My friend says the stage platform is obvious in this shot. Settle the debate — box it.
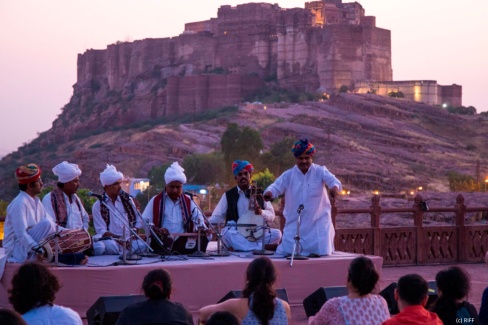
[0,245,383,322]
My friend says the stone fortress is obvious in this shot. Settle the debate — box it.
[75,0,461,121]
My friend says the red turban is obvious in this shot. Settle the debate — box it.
[15,163,41,184]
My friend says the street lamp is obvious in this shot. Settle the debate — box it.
[485,179,488,192]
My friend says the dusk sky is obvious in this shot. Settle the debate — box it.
[1,0,486,157]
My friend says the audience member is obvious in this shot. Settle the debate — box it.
[431,266,479,325]
[480,252,488,325]
[198,256,291,324]
[0,308,27,325]
[382,274,442,325]
[8,262,83,324]
[116,268,193,325]
[205,311,241,325]
[308,255,390,325]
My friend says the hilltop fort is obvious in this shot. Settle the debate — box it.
[72,0,460,134]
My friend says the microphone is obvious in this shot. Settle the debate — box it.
[297,204,304,214]
[88,191,103,200]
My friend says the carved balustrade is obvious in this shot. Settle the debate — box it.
[331,194,488,266]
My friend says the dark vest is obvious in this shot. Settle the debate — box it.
[225,186,265,223]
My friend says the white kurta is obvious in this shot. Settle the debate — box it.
[142,193,207,236]
[2,191,56,262]
[22,304,83,325]
[42,192,89,230]
[92,196,145,254]
[209,187,281,251]
[265,163,342,256]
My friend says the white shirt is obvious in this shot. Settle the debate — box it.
[265,163,342,256]
[142,193,206,234]
[42,192,89,230]
[3,191,50,262]
[22,304,83,325]
[209,186,275,224]
[92,195,142,238]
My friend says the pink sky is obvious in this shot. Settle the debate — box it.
[1,0,486,157]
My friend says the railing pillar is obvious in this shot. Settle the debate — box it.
[413,194,425,264]
[455,194,466,262]
[370,195,381,256]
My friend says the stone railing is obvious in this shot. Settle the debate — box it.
[331,194,488,266]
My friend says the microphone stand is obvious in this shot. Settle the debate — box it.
[253,214,274,256]
[91,192,150,262]
[188,194,229,257]
[126,195,164,257]
[287,204,308,266]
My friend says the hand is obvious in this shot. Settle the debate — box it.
[329,187,339,199]
[263,191,273,202]
[152,226,169,236]
[254,206,262,215]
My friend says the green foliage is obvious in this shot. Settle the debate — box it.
[388,91,404,98]
[447,105,477,115]
[221,123,263,179]
[252,168,275,190]
[260,136,296,176]
[339,85,349,93]
[0,200,8,217]
[148,162,172,189]
[182,152,225,185]
[207,67,225,74]
[447,171,477,192]
[77,188,98,215]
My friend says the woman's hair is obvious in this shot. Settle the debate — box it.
[242,257,277,325]
[436,266,470,300]
[142,268,172,300]
[347,256,379,296]
[8,262,61,314]
[0,308,27,325]
[431,266,471,321]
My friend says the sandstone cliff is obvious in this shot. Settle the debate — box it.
[0,93,487,201]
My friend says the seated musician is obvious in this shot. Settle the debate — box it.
[92,164,147,255]
[1,164,56,270]
[142,162,209,254]
[42,161,104,256]
[208,160,281,252]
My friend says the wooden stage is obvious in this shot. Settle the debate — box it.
[0,246,382,322]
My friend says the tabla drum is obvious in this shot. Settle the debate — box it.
[40,229,92,262]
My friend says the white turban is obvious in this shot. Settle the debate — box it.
[52,161,82,183]
[100,164,124,186]
[164,162,187,184]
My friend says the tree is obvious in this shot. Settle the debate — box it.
[260,136,296,176]
[183,152,225,184]
[220,123,263,181]
[253,168,276,190]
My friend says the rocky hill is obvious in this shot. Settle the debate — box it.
[0,93,487,201]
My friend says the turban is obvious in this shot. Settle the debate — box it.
[100,164,124,186]
[15,163,41,184]
[164,162,187,184]
[52,161,82,183]
[232,160,254,176]
[292,138,316,157]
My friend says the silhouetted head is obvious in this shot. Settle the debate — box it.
[142,268,172,300]
[435,266,470,300]
[347,256,379,296]
[397,274,428,306]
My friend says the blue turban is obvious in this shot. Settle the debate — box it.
[232,160,254,176]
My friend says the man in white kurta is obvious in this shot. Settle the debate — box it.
[142,162,208,252]
[264,139,341,256]
[42,161,104,255]
[209,160,281,251]
[2,164,56,266]
[92,164,146,255]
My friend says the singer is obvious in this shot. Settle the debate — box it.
[141,162,209,254]
[91,164,147,255]
[263,139,341,257]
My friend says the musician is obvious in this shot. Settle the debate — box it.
[142,162,209,252]
[208,160,281,252]
[42,161,104,256]
[263,138,342,257]
[92,164,147,254]
[1,164,56,269]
